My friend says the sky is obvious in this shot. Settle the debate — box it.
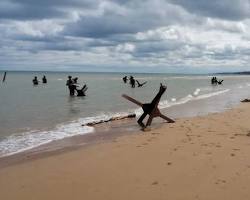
[0,0,250,73]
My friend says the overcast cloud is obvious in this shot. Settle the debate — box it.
[0,0,250,73]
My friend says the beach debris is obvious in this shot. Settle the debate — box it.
[82,113,136,126]
[241,99,250,102]
[122,83,175,129]
[136,80,147,87]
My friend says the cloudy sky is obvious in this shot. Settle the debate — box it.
[0,0,250,73]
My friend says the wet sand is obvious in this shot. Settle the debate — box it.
[1,103,250,200]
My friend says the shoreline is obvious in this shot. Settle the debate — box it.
[1,102,250,199]
[0,93,243,167]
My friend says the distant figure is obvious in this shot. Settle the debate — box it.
[32,76,38,85]
[76,84,88,96]
[129,76,136,88]
[2,72,7,82]
[136,80,147,87]
[211,77,223,85]
[122,76,128,83]
[66,76,75,96]
[211,77,217,84]
[42,75,47,84]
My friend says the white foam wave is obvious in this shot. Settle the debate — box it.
[193,88,201,96]
[159,89,230,109]
[0,121,94,157]
[0,111,138,157]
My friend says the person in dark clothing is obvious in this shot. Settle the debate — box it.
[129,76,136,88]
[66,76,75,96]
[42,75,47,84]
[33,76,38,85]
[122,76,128,83]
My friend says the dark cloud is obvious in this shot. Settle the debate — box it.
[169,0,250,21]
[0,0,98,20]
[63,1,198,38]
[0,0,250,72]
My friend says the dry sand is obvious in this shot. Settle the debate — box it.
[1,103,250,200]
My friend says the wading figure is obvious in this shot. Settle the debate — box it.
[42,75,47,84]
[66,76,75,96]
[122,76,128,83]
[33,76,38,85]
[129,76,135,88]
[122,84,175,129]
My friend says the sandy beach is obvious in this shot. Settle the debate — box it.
[1,103,250,200]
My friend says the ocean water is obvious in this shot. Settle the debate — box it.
[1,71,250,157]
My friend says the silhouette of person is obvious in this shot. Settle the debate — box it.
[42,75,47,84]
[76,84,88,96]
[129,76,135,88]
[33,76,38,85]
[136,80,147,87]
[66,76,75,96]
[122,76,128,83]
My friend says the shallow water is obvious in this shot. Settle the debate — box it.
[0,71,250,156]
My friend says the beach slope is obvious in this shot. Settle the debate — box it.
[1,103,250,200]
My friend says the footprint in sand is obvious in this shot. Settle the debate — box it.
[152,181,159,185]
[151,132,160,135]
[215,179,227,185]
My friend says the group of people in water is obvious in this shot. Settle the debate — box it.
[211,76,223,85]
[122,75,147,88]
[32,75,47,85]
[66,76,88,96]
[32,75,88,97]
[30,74,224,98]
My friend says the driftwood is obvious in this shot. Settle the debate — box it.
[122,84,175,129]
[241,99,250,103]
[82,113,136,126]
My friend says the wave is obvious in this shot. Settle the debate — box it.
[0,121,94,157]
[0,112,136,158]
[159,89,230,110]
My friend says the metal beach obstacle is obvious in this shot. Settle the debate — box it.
[122,84,175,129]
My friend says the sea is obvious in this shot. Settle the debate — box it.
[1,71,250,158]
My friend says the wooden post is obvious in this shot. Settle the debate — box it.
[2,72,7,82]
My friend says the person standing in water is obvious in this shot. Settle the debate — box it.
[66,76,75,96]
[42,75,47,84]
[32,76,39,85]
